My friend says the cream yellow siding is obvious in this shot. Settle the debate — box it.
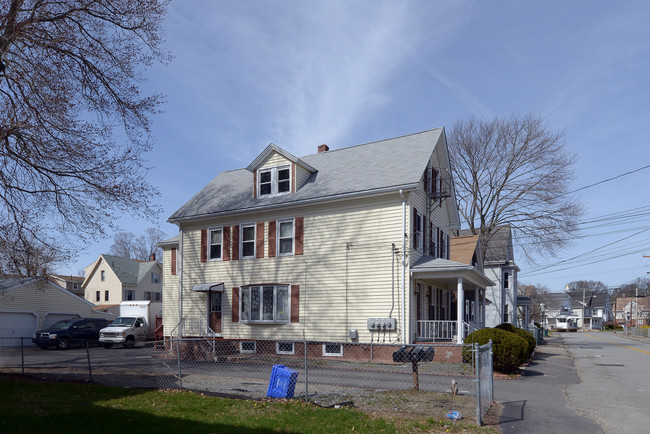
[84,257,123,304]
[259,152,290,169]
[161,246,180,335]
[295,164,312,190]
[170,193,411,343]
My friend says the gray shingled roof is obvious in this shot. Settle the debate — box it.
[100,255,158,286]
[169,128,444,222]
[459,225,513,263]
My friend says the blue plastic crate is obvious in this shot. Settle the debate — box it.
[267,364,299,399]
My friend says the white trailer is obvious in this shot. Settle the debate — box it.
[99,301,162,348]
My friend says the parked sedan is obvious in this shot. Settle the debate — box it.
[32,318,110,349]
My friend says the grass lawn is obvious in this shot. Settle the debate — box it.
[0,374,498,433]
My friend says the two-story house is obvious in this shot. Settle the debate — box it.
[82,254,163,314]
[160,129,493,358]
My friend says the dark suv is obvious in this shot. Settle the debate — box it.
[32,318,110,349]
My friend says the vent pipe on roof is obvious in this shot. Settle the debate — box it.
[318,144,329,153]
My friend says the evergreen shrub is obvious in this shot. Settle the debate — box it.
[464,328,528,373]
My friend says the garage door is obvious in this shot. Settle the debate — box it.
[0,312,38,347]
[44,313,81,329]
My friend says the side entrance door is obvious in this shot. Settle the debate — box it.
[209,290,222,334]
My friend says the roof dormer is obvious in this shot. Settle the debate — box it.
[246,144,317,199]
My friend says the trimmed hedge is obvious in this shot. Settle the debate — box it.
[495,323,518,333]
[513,328,536,359]
[465,328,528,373]
[495,323,536,359]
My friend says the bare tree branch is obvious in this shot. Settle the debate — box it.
[0,0,170,243]
[448,113,585,262]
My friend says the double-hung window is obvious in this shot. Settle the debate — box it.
[278,219,294,255]
[240,285,290,324]
[241,224,256,258]
[151,272,160,283]
[124,289,135,301]
[415,212,423,250]
[209,227,223,260]
[258,166,291,197]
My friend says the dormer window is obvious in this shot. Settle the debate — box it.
[258,166,291,197]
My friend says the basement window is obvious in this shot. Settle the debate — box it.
[323,343,343,357]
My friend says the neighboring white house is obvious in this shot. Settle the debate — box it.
[0,277,114,347]
[460,226,520,329]
[160,128,494,356]
[535,290,612,330]
[82,254,162,314]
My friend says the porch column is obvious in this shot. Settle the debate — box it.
[525,306,530,329]
[457,277,464,344]
[474,287,479,322]
[481,289,486,324]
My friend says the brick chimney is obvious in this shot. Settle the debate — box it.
[318,144,329,153]
[150,253,156,262]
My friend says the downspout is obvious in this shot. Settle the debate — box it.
[400,189,407,344]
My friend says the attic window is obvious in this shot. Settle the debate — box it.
[258,166,291,197]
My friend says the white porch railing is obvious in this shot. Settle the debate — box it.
[417,320,458,341]
[418,320,485,342]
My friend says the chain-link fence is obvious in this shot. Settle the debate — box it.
[1,336,493,425]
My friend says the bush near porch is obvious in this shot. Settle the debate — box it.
[495,323,537,359]
[464,328,528,373]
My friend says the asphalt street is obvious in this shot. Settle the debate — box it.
[496,331,650,434]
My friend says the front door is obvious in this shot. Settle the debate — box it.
[209,291,222,334]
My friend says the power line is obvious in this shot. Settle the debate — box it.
[565,164,650,196]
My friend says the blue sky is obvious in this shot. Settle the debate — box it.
[64,0,650,292]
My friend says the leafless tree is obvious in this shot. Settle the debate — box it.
[448,113,584,261]
[0,0,169,245]
[567,280,609,294]
[109,227,166,261]
[0,223,69,277]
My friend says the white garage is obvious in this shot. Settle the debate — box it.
[0,312,38,347]
[0,278,114,347]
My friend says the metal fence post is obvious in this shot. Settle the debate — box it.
[488,339,493,403]
[85,340,93,382]
[20,337,25,375]
[177,337,183,389]
[475,342,481,426]
[304,340,309,402]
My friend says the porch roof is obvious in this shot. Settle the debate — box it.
[411,255,495,288]
[192,282,224,292]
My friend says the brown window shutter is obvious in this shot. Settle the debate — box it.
[256,221,265,258]
[291,162,296,193]
[291,285,300,323]
[171,248,177,275]
[200,229,207,263]
[423,167,429,193]
[223,226,231,261]
[295,217,304,255]
[253,172,258,199]
[232,287,239,322]
[232,225,239,260]
[268,220,276,257]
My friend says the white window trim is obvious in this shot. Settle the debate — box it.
[208,226,224,261]
[257,165,292,197]
[240,341,256,354]
[322,343,343,357]
[240,223,256,259]
[277,218,295,256]
[239,284,291,324]
[151,272,160,284]
[276,341,295,355]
